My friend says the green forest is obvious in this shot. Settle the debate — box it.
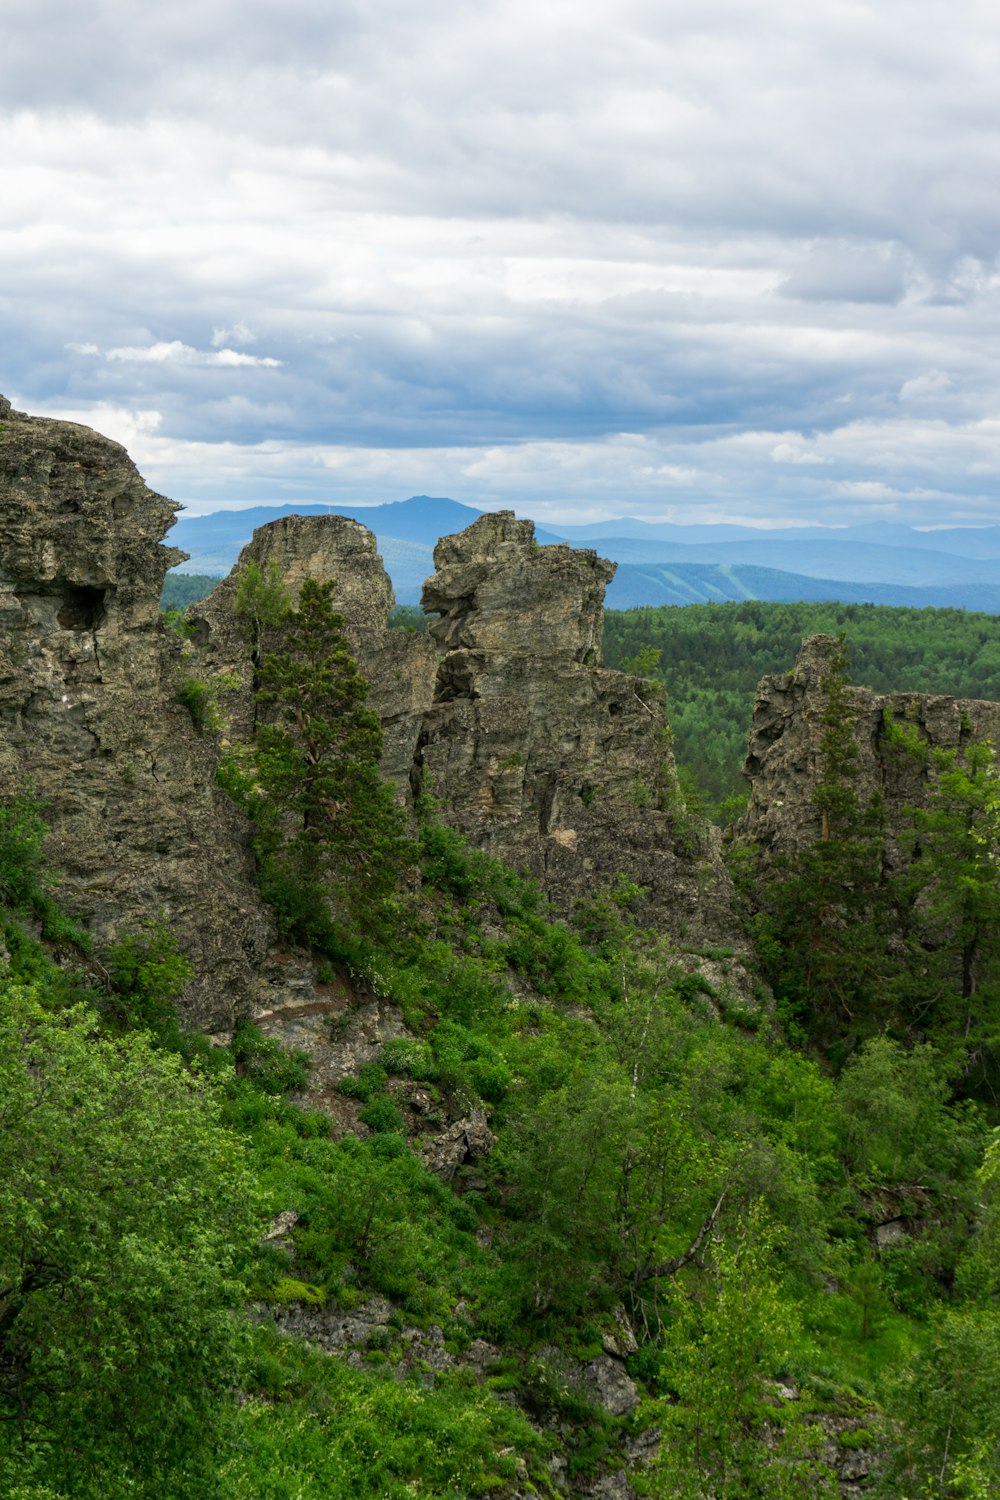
[162,573,224,611]
[7,586,1000,1495]
[603,601,1000,815]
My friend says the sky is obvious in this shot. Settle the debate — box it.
[4,0,1000,528]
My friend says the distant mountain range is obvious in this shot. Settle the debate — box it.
[169,497,1000,613]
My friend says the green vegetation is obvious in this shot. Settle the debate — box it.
[0,791,90,950]
[9,592,1000,1496]
[234,557,291,654]
[0,987,260,1496]
[160,572,221,611]
[389,602,432,632]
[221,575,413,933]
[742,640,890,1053]
[603,600,1000,813]
[741,644,1000,1103]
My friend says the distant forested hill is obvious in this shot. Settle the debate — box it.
[605,559,1000,613]
[603,600,1000,813]
[161,573,221,609]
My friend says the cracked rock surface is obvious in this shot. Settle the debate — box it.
[192,505,746,951]
[737,633,1000,871]
[0,398,272,1028]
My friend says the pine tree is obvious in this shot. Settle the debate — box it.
[752,640,889,1049]
[244,578,412,935]
[885,717,1000,1099]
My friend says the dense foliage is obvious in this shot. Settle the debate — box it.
[160,572,221,610]
[5,762,1000,1494]
[0,993,259,1496]
[221,574,413,933]
[603,600,1000,813]
[8,593,1000,1495]
[736,645,1000,1111]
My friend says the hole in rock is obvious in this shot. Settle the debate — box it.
[58,585,107,632]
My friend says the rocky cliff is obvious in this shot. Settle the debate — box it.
[0,396,273,1027]
[192,508,743,950]
[47,398,1000,1039]
[0,399,747,1027]
[12,399,1000,1039]
[414,513,741,944]
[189,512,437,789]
[737,632,1000,865]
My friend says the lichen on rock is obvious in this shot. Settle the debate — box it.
[0,399,749,1025]
[737,631,1000,869]
[0,398,272,1029]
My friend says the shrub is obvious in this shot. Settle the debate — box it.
[176,674,217,732]
[268,1277,326,1307]
[229,1021,311,1095]
[104,920,192,1046]
[359,1094,405,1133]
[339,1062,388,1101]
[469,1057,512,1104]
[379,1036,436,1078]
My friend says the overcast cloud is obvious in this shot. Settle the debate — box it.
[4,0,1000,526]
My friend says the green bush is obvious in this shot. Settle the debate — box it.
[0,792,47,912]
[339,1062,389,1101]
[0,791,91,952]
[379,1036,436,1078]
[229,1324,546,1497]
[230,1021,311,1095]
[359,1094,405,1133]
[104,920,192,1046]
[267,1277,326,1307]
[469,1057,512,1104]
[0,990,261,1494]
[176,674,217,732]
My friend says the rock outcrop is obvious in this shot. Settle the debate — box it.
[0,398,273,1028]
[738,633,1000,865]
[423,512,610,660]
[0,399,746,1027]
[414,513,741,944]
[192,507,743,948]
[420,1110,495,1180]
[190,513,437,787]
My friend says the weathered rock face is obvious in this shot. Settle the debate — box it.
[193,506,743,947]
[190,515,438,786]
[0,399,744,1023]
[0,399,273,1028]
[196,512,395,634]
[416,513,741,944]
[424,511,611,661]
[737,632,1000,866]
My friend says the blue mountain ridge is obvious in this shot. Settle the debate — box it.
[168,496,1000,612]
[605,562,1000,614]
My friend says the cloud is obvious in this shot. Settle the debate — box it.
[102,341,282,368]
[838,480,903,500]
[770,442,831,466]
[211,321,256,347]
[5,1,1000,529]
[899,371,953,402]
[778,243,910,305]
[18,384,1000,531]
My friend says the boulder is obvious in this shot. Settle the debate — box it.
[420,1110,495,1180]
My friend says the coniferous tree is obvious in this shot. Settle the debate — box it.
[885,718,1000,1099]
[241,577,412,934]
[750,641,889,1048]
